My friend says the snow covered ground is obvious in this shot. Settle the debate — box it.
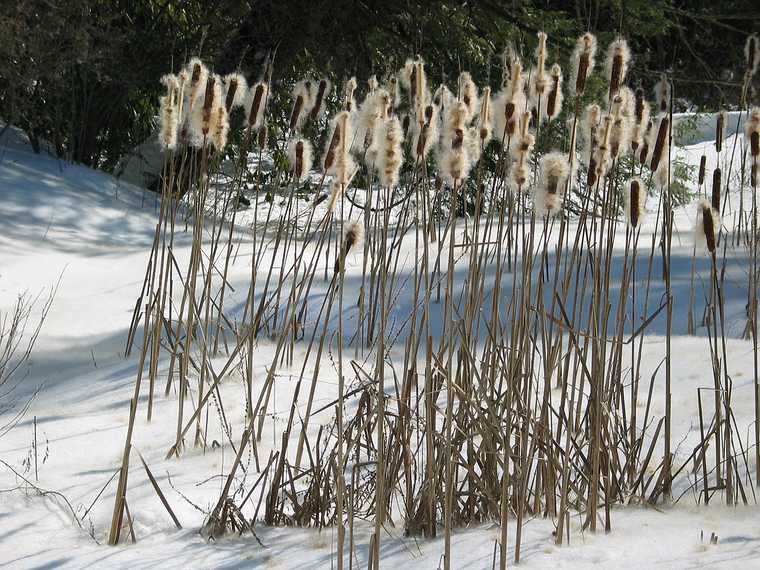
[1,123,760,569]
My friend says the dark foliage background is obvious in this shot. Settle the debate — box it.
[1,0,757,170]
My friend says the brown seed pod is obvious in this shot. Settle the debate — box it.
[716,113,724,153]
[634,88,645,123]
[701,202,716,253]
[609,53,623,97]
[698,155,706,185]
[295,141,304,180]
[752,131,759,157]
[225,78,238,112]
[257,124,268,149]
[202,76,216,112]
[324,126,341,170]
[289,95,304,131]
[650,117,669,172]
[576,52,589,95]
[547,74,559,117]
[711,168,722,213]
[629,179,641,227]
[310,79,329,120]
[639,139,649,166]
[587,156,598,187]
[248,84,265,128]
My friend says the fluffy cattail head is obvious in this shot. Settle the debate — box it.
[223,73,248,112]
[478,87,492,143]
[185,57,209,112]
[343,77,358,112]
[654,75,670,114]
[246,82,269,130]
[309,78,331,120]
[571,33,597,96]
[630,88,650,152]
[745,107,760,157]
[159,75,179,150]
[189,73,222,147]
[609,94,632,158]
[605,38,631,99]
[211,105,229,150]
[535,151,570,215]
[257,123,269,149]
[531,31,549,98]
[411,104,439,161]
[289,80,314,131]
[325,111,355,184]
[492,68,526,145]
[372,116,404,187]
[626,178,646,228]
[288,137,313,183]
[334,220,365,275]
[545,64,564,121]
[458,71,479,119]
[696,199,717,254]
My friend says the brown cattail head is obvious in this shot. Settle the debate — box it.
[751,163,758,189]
[334,221,365,275]
[289,95,304,131]
[711,167,722,212]
[698,155,707,185]
[650,116,669,172]
[288,137,313,183]
[572,33,597,96]
[546,64,563,120]
[627,178,646,228]
[246,82,268,129]
[309,78,331,120]
[343,77,358,112]
[605,38,630,99]
[535,152,570,215]
[697,199,717,254]
[223,73,247,112]
[716,111,725,153]
[459,71,479,119]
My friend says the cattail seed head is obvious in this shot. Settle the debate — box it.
[334,220,365,275]
[630,88,650,153]
[288,137,313,183]
[223,73,248,112]
[571,33,597,96]
[711,167,722,213]
[745,108,760,157]
[545,64,564,121]
[535,151,570,215]
[698,155,707,185]
[654,75,670,114]
[245,82,269,130]
[309,78,331,120]
[185,57,209,113]
[477,87,492,144]
[211,104,229,150]
[325,111,355,184]
[626,178,646,228]
[458,71,479,119]
[343,77,358,112]
[411,104,439,161]
[605,38,630,98]
[696,199,717,254]
[289,80,314,131]
[492,63,526,145]
[649,116,670,173]
[159,74,180,150]
[257,123,269,149]
[371,116,404,187]
[716,111,725,153]
[189,73,221,147]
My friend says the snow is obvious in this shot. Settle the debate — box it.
[1,122,760,569]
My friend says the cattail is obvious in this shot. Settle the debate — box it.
[413,59,428,123]
[326,111,355,185]
[698,155,707,185]
[746,34,759,79]
[334,221,365,275]
[355,88,391,156]
[245,82,268,130]
[716,111,725,153]
[223,73,248,112]
[288,137,313,183]
[159,75,179,149]
[185,57,209,113]
[626,178,646,228]
[478,87,492,144]
[309,78,331,120]
[530,31,549,114]
[630,88,650,153]
[649,116,669,173]
[257,123,269,149]
[581,103,602,171]
[745,108,760,157]
[411,104,439,161]
[367,75,379,93]
[654,75,670,113]
[386,74,401,108]
[512,112,535,188]
[711,168,722,212]
[609,94,631,159]
[211,105,229,150]
[492,59,525,144]
[545,64,564,121]
[458,71,479,119]
[189,74,221,147]
[592,115,613,182]
[571,33,597,96]
[439,101,474,185]
[751,163,757,189]
[343,77,358,112]
[372,116,404,187]
[605,38,631,99]
[638,122,651,165]
[696,199,717,254]
[326,179,343,212]
[534,151,570,215]
[289,80,313,131]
